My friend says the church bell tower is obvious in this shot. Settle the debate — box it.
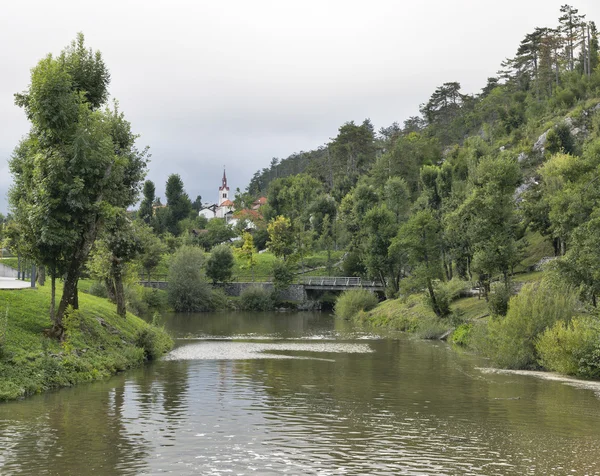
[218,168,229,206]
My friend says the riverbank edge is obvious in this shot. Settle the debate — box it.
[0,285,173,402]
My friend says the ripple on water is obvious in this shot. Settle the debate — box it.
[164,341,374,361]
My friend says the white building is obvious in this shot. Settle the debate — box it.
[199,169,234,220]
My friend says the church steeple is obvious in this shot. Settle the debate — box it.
[220,168,228,190]
[218,167,230,205]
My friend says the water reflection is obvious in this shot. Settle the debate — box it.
[1,311,600,475]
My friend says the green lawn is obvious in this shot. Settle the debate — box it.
[231,250,345,281]
[452,296,489,321]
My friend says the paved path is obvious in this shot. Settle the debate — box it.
[0,277,32,290]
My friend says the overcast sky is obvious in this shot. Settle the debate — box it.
[1,0,599,214]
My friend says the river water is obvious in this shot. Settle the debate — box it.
[2,311,600,475]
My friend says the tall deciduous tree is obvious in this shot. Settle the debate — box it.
[267,216,295,262]
[9,33,147,338]
[395,209,445,316]
[236,232,257,281]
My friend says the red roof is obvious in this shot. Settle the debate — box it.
[252,196,267,209]
[233,208,263,222]
[220,199,234,207]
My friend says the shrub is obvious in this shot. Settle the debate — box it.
[414,316,449,340]
[487,282,512,317]
[206,244,234,283]
[135,326,174,361]
[428,279,470,317]
[451,323,472,347]
[167,246,213,312]
[334,289,379,320]
[125,284,149,317]
[272,260,294,295]
[536,317,600,378]
[209,288,232,311]
[555,89,576,109]
[546,122,575,155]
[239,286,274,311]
[482,281,577,369]
[141,287,168,311]
[88,281,108,299]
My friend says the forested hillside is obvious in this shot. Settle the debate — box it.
[245,4,600,300]
[241,5,600,375]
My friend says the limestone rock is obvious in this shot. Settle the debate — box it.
[533,130,549,153]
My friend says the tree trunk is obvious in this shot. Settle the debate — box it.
[426,278,442,317]
[50,273,56,324]
[115,271,126,317]
[71,284,79,310]
[587,24,592,78]
[105,277,117,302]
[55,219,100,337]
[37,265,46,286]
[553,237,561,257]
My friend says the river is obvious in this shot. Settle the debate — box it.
[1,311,600,475]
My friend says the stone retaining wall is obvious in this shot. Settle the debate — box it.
[0,263,18,278]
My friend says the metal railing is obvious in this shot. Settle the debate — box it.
[300,276,384,288]
[138,274,384,288]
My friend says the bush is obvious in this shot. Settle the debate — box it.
[414,316,449,340]
[536,317,600,378]
[125,284,149,317]
[167,246,213,312]
[206,244,234,283]
[482,281,578,369]
[239,286,274,311]
[334,289,379,320]
[272,260,294,294]
[488,282,512,317]
[88,281,108,299]
[209,288,232,311]
[142,287,168,311]
[546,122,575,155]
[555,89,576,109]
[428,279,470,317]
[135,326,174,361]
[451,323,472,347]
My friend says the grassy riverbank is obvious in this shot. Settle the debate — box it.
[352,293,488,337]
[0,284,172,402]
[350,270,600,379]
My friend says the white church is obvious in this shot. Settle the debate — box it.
[199,169,235,221]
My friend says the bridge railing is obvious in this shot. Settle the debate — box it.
[300,276,384,288]
[138,275,385,288]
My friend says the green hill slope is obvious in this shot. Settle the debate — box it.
[0,285,172,401]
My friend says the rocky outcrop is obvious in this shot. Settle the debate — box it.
[514,178,538,203]
[533,130,549,154]
[517,152,528,163]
